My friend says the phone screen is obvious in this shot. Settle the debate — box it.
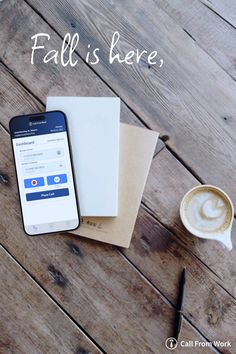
[10,111,80,235]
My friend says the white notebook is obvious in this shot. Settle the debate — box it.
[46,97,120,217]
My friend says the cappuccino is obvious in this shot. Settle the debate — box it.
[181,186,233,236]
[180,185,234,250]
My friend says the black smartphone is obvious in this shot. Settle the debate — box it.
[9,111,80,235]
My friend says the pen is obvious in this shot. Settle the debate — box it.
[173,267,186,341]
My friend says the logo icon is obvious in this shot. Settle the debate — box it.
[165,337,178,350]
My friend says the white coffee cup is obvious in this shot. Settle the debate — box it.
[180,185,234,251]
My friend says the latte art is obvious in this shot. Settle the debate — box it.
[200,197,225,219]
[180,185,234,250]
[183,187,232,234]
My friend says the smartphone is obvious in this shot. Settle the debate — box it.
[9,111,80,235]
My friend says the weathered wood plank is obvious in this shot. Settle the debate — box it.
[0,0,235,299]
[0,71,229,352]
[123,207,236,346]
[0,0,139,127]
[0,0,162,153]
[154,0,236,79]
[0,149,214,354]
[201,0,236,28]
[1,3,235,288]
[0,62,44,127]
[1,32,235,300]
[21,0,236,204]
[144,147,236,297]
[0,0,235,347]
[0,245,102,354]
[0,61,164,155]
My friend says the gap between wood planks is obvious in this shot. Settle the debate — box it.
[22,0,149,131]
[153,0,236,83]
[141,202,236,303]
[0,96,228,347]
[0,110,233,352]
[1,51,236,300]
[0,106,233,303]
[0,237,222,354]
[22,0,236,156]
[2,10,236,285]
[0,242,107,354]
[200,0,236,30]
[22,0,210,184]
[0,112,233,351]
[0,51,203,187]
[141,203,221,282]
[0,2,235,344]
[118,250,222,354]
[0,59,45,108]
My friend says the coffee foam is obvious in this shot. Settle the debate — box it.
[182,187,232,235]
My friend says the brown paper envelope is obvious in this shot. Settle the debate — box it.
[70,123,159,248]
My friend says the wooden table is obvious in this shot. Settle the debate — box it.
[0,0,236,353]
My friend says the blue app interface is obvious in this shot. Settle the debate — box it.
[12,112,78,235]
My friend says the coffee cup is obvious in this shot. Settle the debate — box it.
[180,185,234,251]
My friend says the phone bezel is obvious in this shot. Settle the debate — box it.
[9,110,81,236]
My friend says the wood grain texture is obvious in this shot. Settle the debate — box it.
[155,0,236,79]
[2,0,234,312]
[22,0,236,204]
[0,62,44,128]
[1,16,235,301]
[0,0,139,126]
[0,68,231,352]
[144,147,236,297]
[123,207,236,346]
[0,176,212,354]
[0,246,101,354]
[201,0,236,28]
[0,0,163,156]
[0,0,234,292]
[0,0,236,350]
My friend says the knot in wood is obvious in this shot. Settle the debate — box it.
[0,174,9,185]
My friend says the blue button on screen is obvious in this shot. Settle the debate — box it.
[47,174,67,185]
[26,188,69,201]
[24,177,45,188]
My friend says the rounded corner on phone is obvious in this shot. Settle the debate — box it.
[67,218,81,232]
[50,110,67,119]
[23,225,35,237]
[10,111,80,236]
[9,115,19,131]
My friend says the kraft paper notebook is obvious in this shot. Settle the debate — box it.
[47,97,120,217]
[71,123,159,248]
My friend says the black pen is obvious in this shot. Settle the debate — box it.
[173,267,186,341]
